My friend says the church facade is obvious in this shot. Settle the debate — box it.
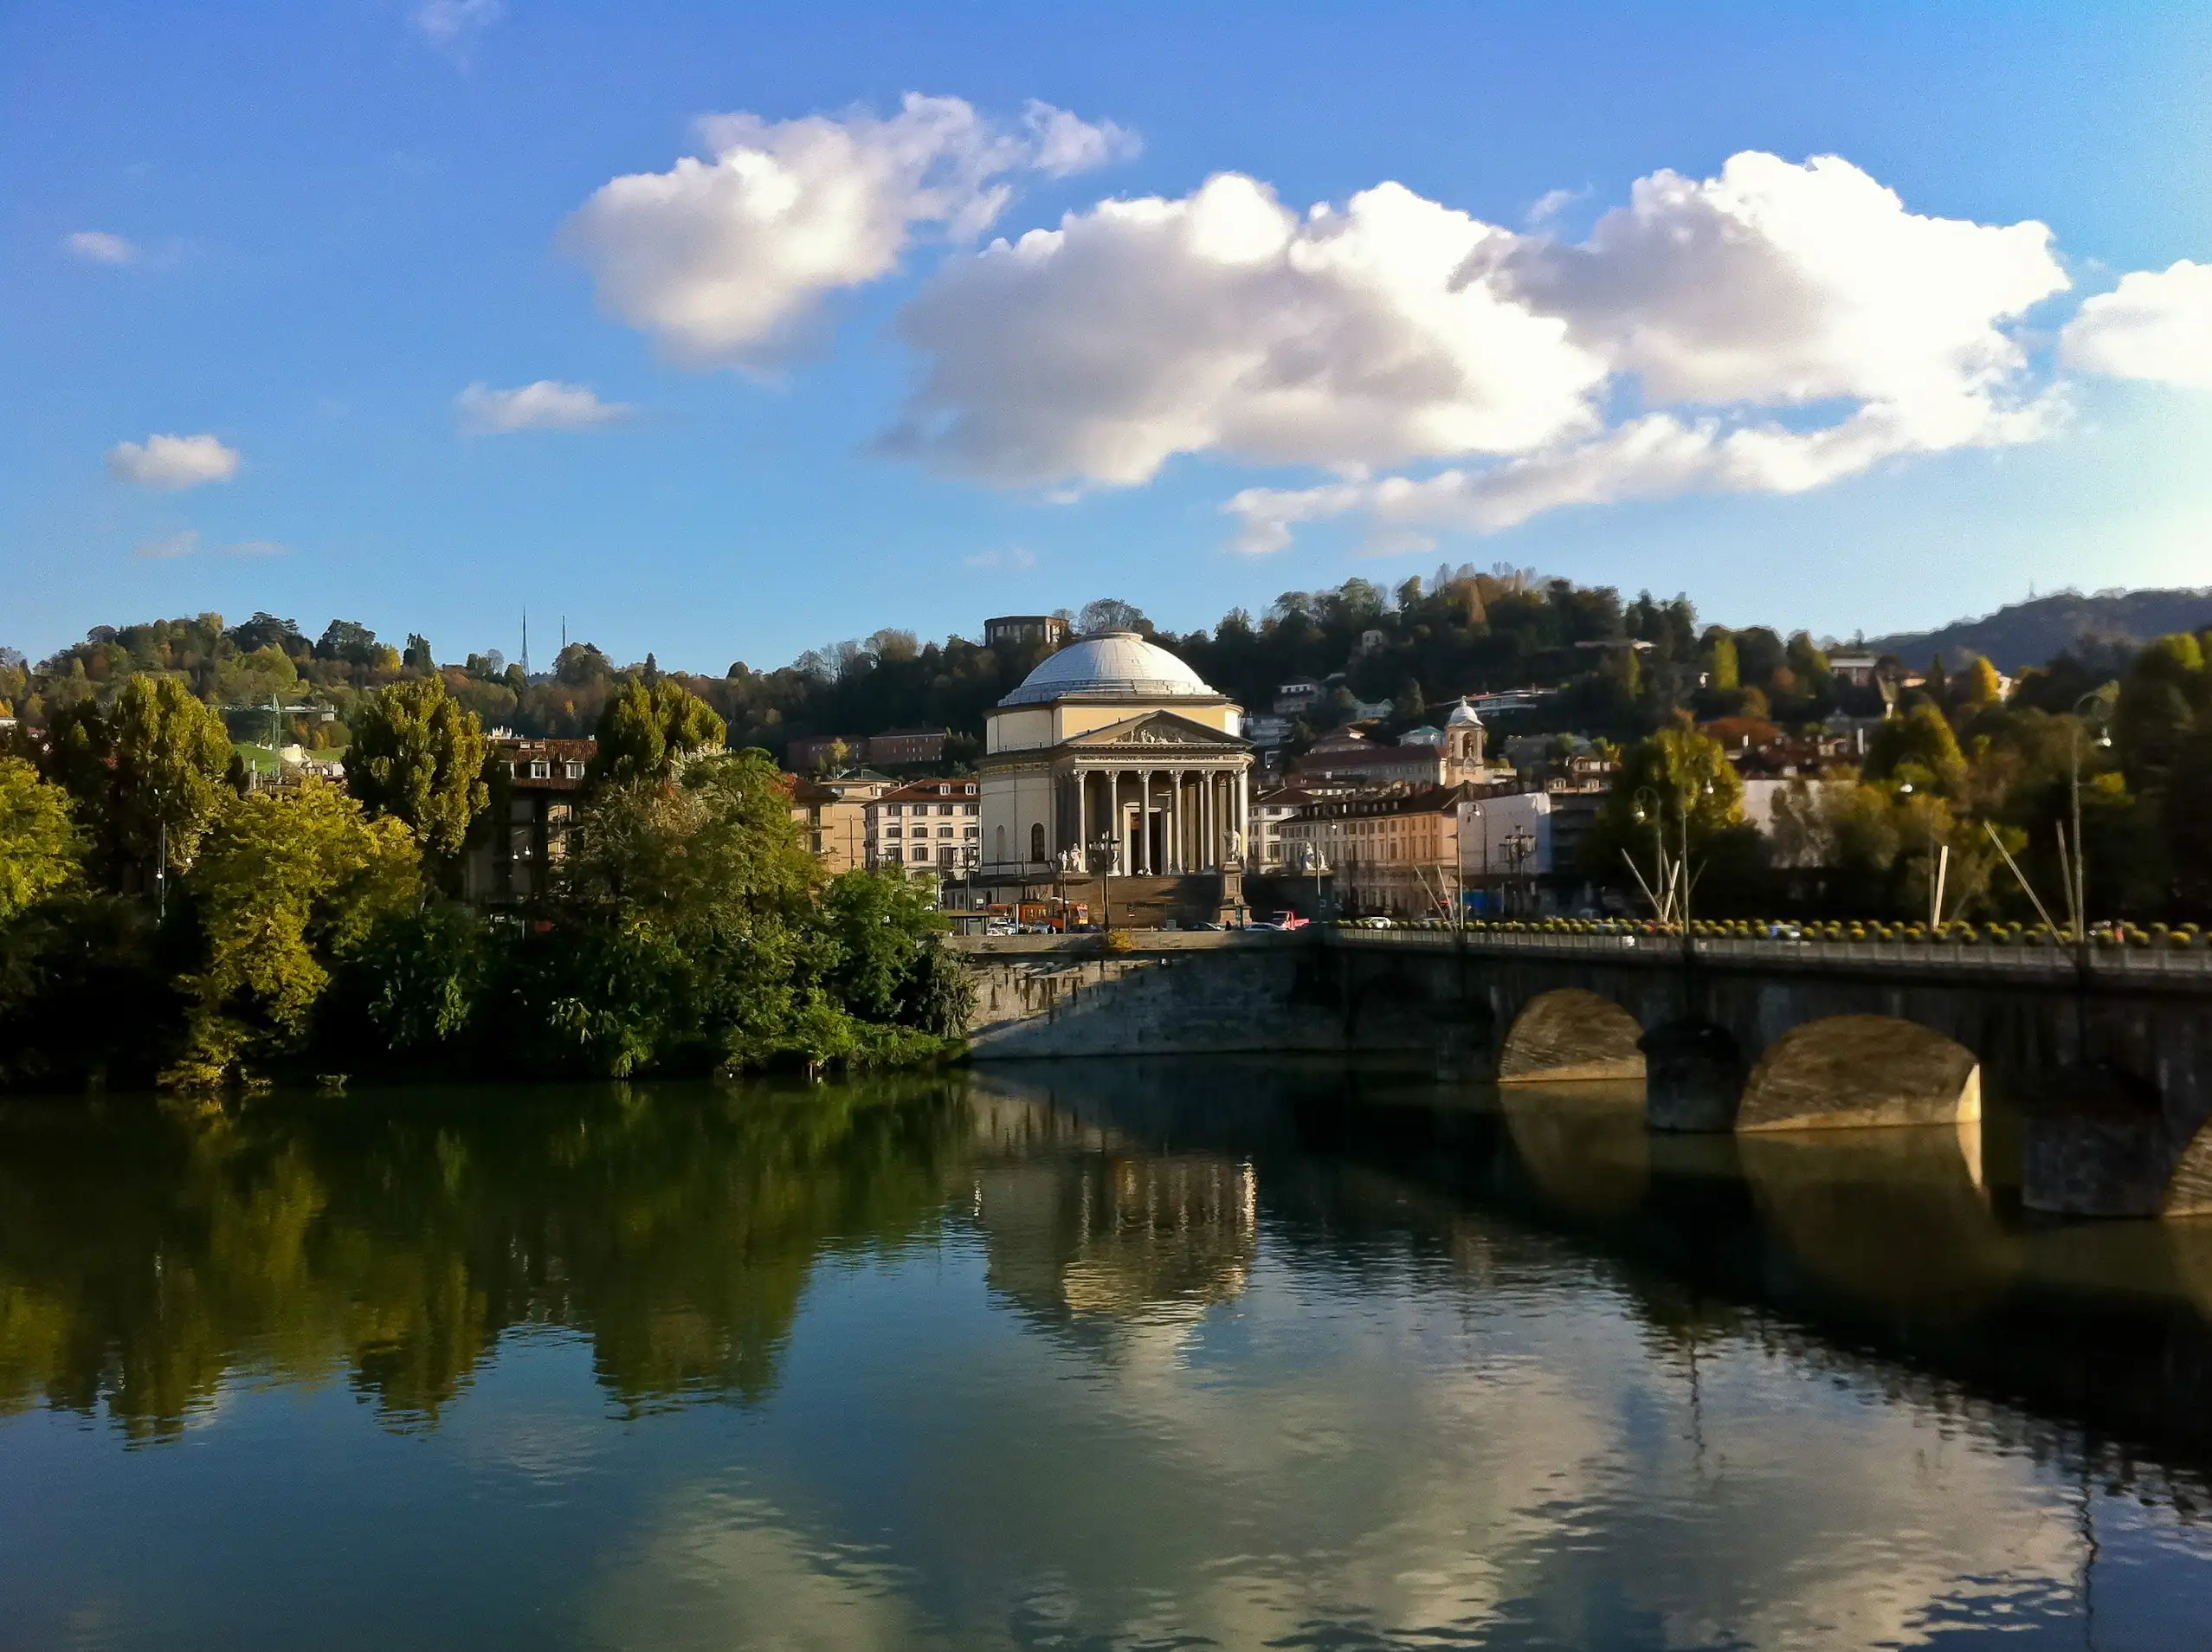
[978,633,1254,887]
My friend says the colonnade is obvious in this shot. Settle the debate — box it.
[1069,765,1248,874]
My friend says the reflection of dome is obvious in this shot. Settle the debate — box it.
[1448,697,1484,726]
[999,632,1220,707]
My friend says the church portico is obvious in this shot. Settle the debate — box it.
[977,634,1254,918]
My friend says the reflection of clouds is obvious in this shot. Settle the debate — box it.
[590,1191,2144,1650]
[593,1489,926,1650]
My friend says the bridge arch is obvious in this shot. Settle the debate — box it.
[1738,1015,1982,1133]
[1499,989,1646,1084]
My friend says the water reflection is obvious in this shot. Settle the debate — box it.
[0,1081,964,1436]
[3,1064,2212,1649]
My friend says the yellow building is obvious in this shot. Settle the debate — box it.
[786,770,891,873]
[979,632,1253,881]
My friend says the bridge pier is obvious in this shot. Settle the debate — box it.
[1640,1021,1746,1133]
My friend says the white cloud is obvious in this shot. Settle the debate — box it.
[1228,398,2062,552]
[892,151,2070,546]
[2060,259,2212,390]
[456,380,632,435]
[416,0,501,46]
[106,433,242,489]
[888,172,1608,487]
[562,94,1133,370]
[133,529,200,560]
[63,230,139,265]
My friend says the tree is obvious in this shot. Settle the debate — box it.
[403,633,435,672]
[108,675,233,887]
[1707,633,1739,692]
[1865,702,1969,797]
[0,759,81,922]
[1960,655,2004,708]
[171,782,422,1086]
[589,679,727,787]
[316,619,380,666]
[345,674,490,861]
[1077,598,1151,636]
[1591,724,1747,898]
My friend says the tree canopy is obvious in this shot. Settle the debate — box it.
[345,674,490,861]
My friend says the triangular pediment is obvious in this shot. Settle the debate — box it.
[1064,710,1248,749]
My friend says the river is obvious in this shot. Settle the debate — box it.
[4,1061,2211,1649]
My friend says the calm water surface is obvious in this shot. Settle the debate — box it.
[5,1061,2212,1649]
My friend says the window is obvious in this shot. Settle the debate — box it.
[530,761,550,780]
[995,825,1006,862]
[564,761,584,780]
[886,803,902,816]
[964,825,978,839]
[911,847,929,862]
[1029,823,1045,861]
[937,826,953,839]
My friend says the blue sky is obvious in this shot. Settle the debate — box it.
[4,2,2209,674]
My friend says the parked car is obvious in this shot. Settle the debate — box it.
[1254,911,1310,931]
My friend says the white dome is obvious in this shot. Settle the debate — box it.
[999,632,1221,707]
[1447,696,1484,726]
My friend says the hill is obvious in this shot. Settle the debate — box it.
[1867,587,2212,673]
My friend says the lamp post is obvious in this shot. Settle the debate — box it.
[1631,784,1670,925]
[2067,691,2113,958]
[1090,833,1114,932]
[1504,824,1536,918]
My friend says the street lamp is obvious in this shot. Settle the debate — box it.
[1895,780,1948,929]
[2066,690,2113,954]
[1089,833,1114,932]
[1630,784,1671,925]
[1503,824,1536,918]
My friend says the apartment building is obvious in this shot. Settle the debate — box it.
[867,778,982,871]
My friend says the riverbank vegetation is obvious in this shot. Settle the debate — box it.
[0,673,971,1095]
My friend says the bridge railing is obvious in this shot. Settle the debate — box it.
[1325,926,2212,979]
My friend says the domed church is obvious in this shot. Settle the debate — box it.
[978,632,1254,905]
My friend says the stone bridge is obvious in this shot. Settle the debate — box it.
[949,929,2212,1220]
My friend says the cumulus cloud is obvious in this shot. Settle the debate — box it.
[889,172,1608,487]
[1228,400,2061,552]
[106,433,242,489]
[456,380,632,435]
[63,230,139,265]
[2060,259,2212,390]
[892,151,2070,545]
[562,94,1133,370]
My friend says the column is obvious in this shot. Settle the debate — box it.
[1170,768,1183,873]
[1138,770,1152,874]
[1235,769,1248,865]
[1080,770,1091,865]
[1201,771,1214,870]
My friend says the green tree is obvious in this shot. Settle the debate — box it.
[1591,724,1746,897]
[1865,701,1969,797]
[345,674,490,862]
[589,679,727,787]
[109,675,233,888]
[0,759,81,922]
[1706,633,1739,692]
[171,783,422,1087]
[813,868,946,1023]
